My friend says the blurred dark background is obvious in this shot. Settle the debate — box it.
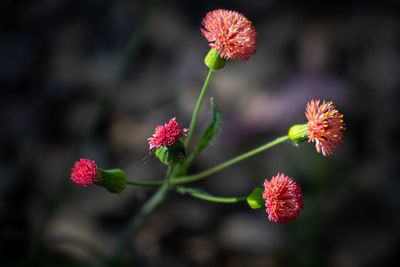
[1,0,400,266]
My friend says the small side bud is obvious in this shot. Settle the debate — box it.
[96,168,127,194]
[155,140,186,166]
[204,48,227,70]
[71,158,126,194]
[288,123,308,143]
[247,187,265,209]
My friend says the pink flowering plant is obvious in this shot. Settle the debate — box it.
[70,9,345,260]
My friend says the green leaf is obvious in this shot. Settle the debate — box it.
[192,97,221,157]
[173,98,221,176]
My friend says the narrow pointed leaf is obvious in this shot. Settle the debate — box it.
[174,98,221,176]
[192,97,221,157]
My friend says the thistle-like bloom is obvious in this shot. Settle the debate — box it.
[71,158,98,186]
[147,117,188,149]
[306,99,345,156]
[262,173,304,224]
[201,9,257,61]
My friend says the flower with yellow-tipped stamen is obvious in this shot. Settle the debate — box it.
[201,9,257,61]
[305,99,345,156]
[262,173,304,223]
[288,99,345,156]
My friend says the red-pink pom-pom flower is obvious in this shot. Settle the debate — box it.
[147,117,188,150]
[201,9,257,61]
[71,158,99,187]
[262,173,304,224]
[306,99,345,156]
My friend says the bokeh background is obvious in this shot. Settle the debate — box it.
[1,0,399,266]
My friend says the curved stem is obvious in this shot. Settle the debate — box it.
[176,186,247,203]
[185,68,214,149]
[174,135,290,184]
[126,180,163,187]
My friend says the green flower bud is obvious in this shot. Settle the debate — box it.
[155,140,186,166]
[204,48,227,70]
[247,187,265,209]
[96,168,127,194]
[288,123,308,143]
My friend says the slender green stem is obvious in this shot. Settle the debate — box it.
[111,167,172,258]
[165,166,174,187]
[126,180,163,187]
[185,68,214,148]
[174,135,290,184]
[111,184,168,258]
[176,186,246,203]
[126,135,291,187]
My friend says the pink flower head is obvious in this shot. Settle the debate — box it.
[147,117,188,150]
[306,99,345,156]
[201,9,257,61]
[262,173,304,224]
[71,158,99,187]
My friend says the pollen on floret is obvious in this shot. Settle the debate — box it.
[201,9,257,61]
[71,159,99,187]
[306,99,346,156]
[262,173,304,224]
[147,117,188,150]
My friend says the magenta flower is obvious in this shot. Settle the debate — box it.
[147,117,188,150]
[262,173,304,224]
[306,99,345,156]
[71,159,99,187]
[201,9,257,61]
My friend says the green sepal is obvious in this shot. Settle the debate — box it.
[96,168,127,194]
[247,187,265,209]
[288,123,308,143]
[155,140,186,166]
[204,48,226,70]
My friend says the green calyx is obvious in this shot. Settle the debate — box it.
[288,123,308,143]
[204,48,226,70]
[247,187,265,210]
[155,140,186,166]
[96,168,127,194]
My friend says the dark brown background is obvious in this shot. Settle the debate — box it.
[1,0,399,266]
